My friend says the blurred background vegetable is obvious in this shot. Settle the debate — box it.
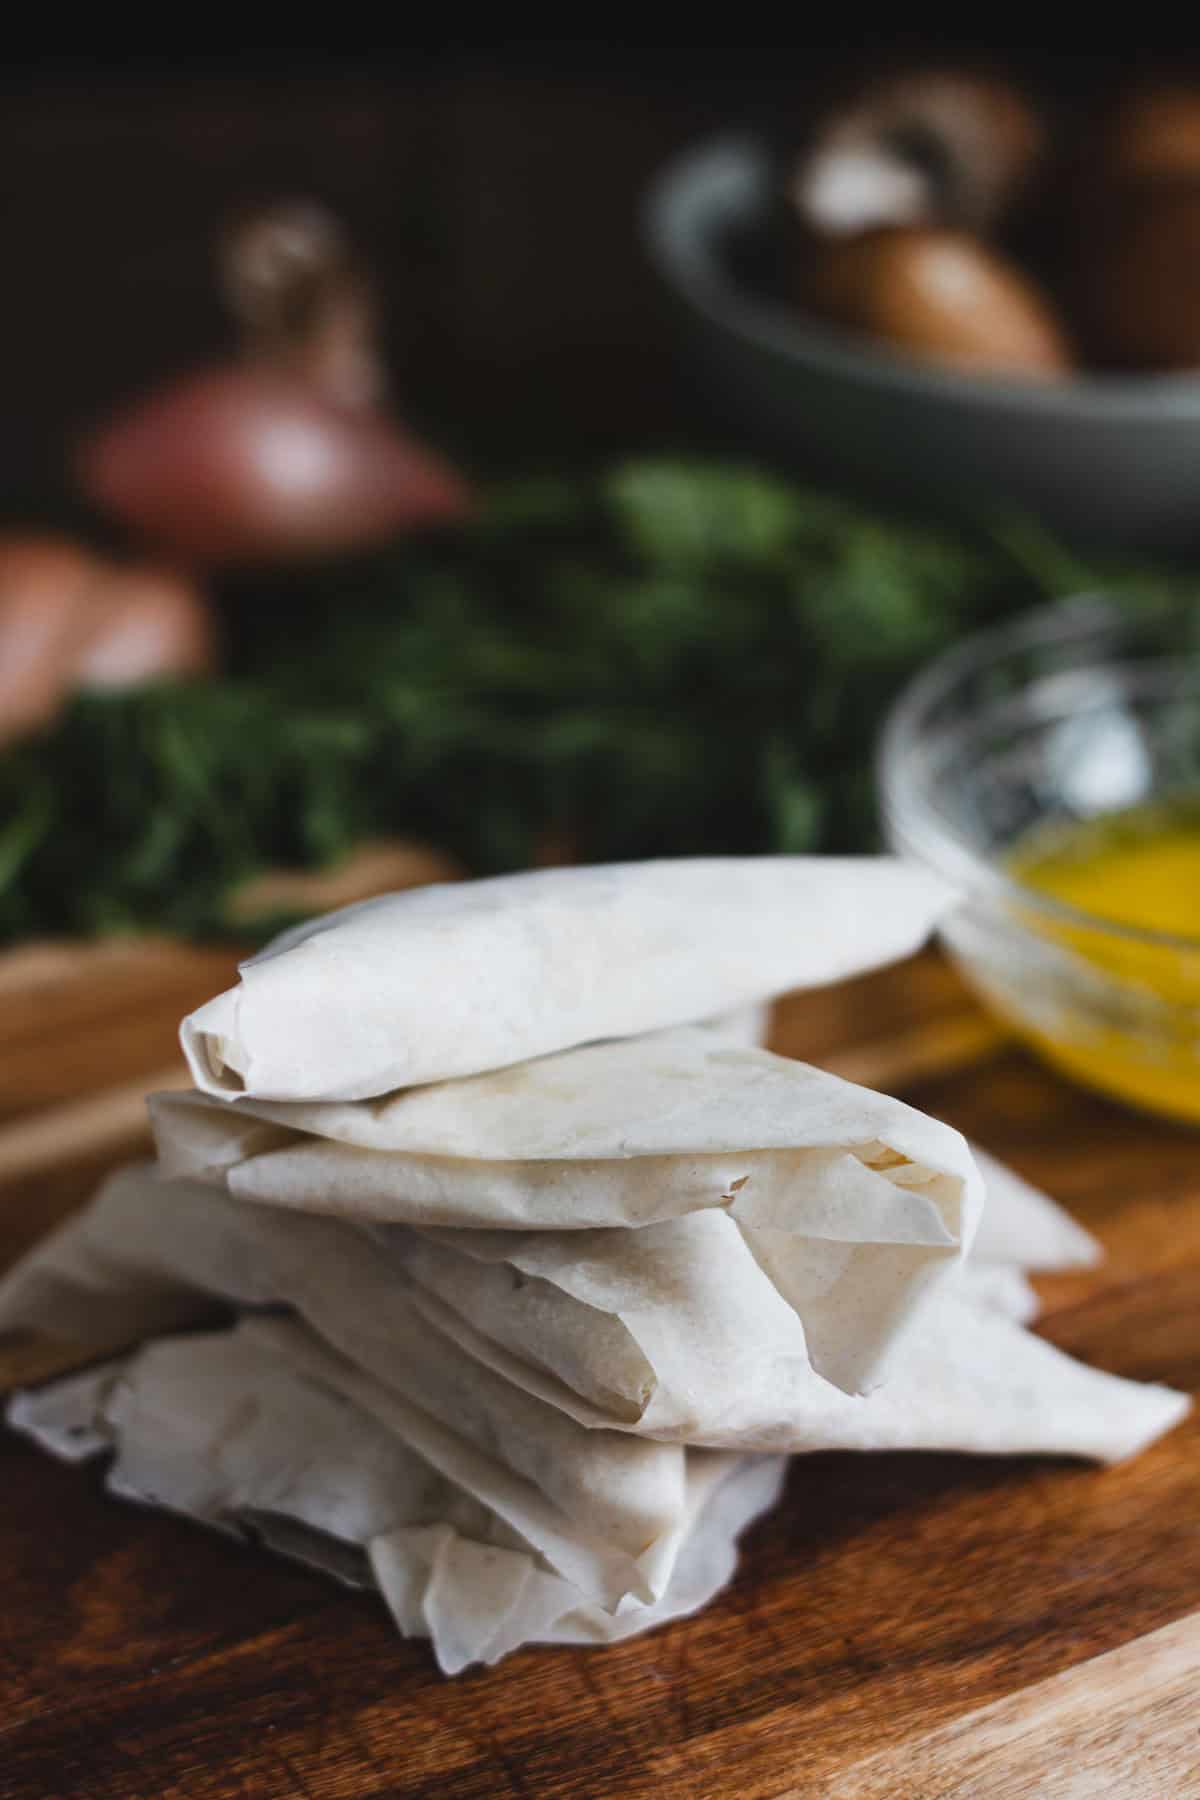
[797,227,1072,379]
[0,537,214,745]
[5,47,1200,951]
[787,69,1044,239]
[0,458,1190,944]
[77,202,470,564]
[774,65,1200,378]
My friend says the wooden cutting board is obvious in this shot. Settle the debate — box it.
[1,937,1198,1800]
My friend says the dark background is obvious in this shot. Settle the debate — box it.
[0,42,1181,493]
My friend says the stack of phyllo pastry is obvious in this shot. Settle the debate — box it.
[1,860,1185,1673]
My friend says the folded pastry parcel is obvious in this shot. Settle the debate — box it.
[8,1314,787,1675]
[153,1030,986,1395]
[2,1162,1182,1481]
[180,857,954,1102]
[2,855,1185,1675]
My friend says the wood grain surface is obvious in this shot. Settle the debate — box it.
[1,940,1199,1799]
[821,1612,1200,1799]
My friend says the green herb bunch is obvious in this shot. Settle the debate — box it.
[0,460,1188,943]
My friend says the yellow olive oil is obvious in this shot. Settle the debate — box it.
[1008,799,1200,1121]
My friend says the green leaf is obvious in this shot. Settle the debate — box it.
[0,456,1192,945]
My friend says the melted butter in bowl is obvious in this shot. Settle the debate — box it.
[881,598,1200,1123]
[1014,800,1200,940]
[1008,800,1200,1119]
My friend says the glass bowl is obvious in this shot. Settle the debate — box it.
[879,596,1200,1122]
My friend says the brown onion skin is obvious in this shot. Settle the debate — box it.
[801,227,1073,379]
[76,366,472,566]
[0,539,102,742]
[1073,178,1200,370]
[1101,85,1200,182]
[791,69,1045,239]
[0,538,216,745]
[75,565,217,689]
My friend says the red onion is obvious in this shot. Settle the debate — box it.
[76,202,470,566]
[78,367,469,564]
